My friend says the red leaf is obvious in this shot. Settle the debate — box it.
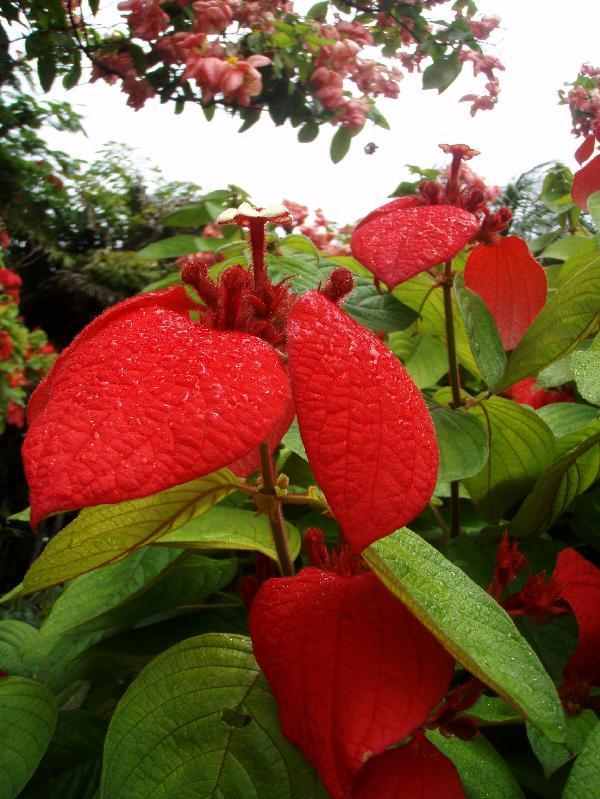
[287,291,438,553]
[228,394,295,477]
[23,287,290,526]
[505,377,574,410]
[249,569,454,799]
[553,548,600,685]
[464,236,547,350]
[351,197,478,288]
[353,734,465,799]
[575,135,596,166]
[572,153,600,211]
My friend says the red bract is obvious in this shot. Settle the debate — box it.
[23,287,290,527]
[572,153,600,211]
[248,567,454,799]
[505,377,574,409]
[351,196,479,289]
[352,734,465,799]
[552,548,600,686]
[288,290,438,553]
[464,236,547,350]
[575,134,596,166]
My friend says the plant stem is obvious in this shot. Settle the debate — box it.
[441,259,462,538]
[248,219,268,291]
[259,443,295,577]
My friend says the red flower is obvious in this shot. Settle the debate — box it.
[249,565,456,799]
[0,268,22,305]
[572,153,600,211]
[351,196,479,289]
[505,377,574,409]
[0,330,14,360]
[7,401,25,428]
[23,204,438,547]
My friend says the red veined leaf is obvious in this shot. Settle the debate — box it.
[352,734,466,799]
[572,153,600,211]
[575,135,596,166]
[24,288,290,526]
[249,568,454,799]
[553,548,600,685]
[351,196,478,288]
[287,291,438,553]
[464,236,547,350]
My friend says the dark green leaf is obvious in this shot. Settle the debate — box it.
[422,53,462,93]
[101,634,327,798]
[0,677,57,799]
[432,406,488,484]
[342,283,417,332]
[306,1,328,19]
[465,397,555,523]
[527,711,597,779]
[454,273,507,389]
[0,621,38,676]
[562,721,600,798]
[571,488,600,550]
[330,126,352,163]
[297,120,319,142]
[37,52,56,92]
[365,530,565,741]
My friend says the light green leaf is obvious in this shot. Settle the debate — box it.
[155,506,301,560]
[497,253,600,390]
[570,346,600,405]
[527,710,597,779]
[404,335,448,388]
[427,730,525,798]
[562,721,600,798]
[330,126,352,163]
[537,356,573,387]
[467,696,522,725]
[464,397,555,523]
[161,204,210,227]
[587,190,600,229]
[536,404,599,439]
[454,274,507,389]
[0,677,57,799]
[297,120,319,142]
[281,418,307,460]
[137,235,212,260]
[509,420,600,538]
[365,530,565,741]
[22,469,239,593]
[557,240,600,285]
[422,53,462,93]
[101,634,327,799]
[431,406,488,484]
[541,236,595,263]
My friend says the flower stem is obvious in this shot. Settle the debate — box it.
[441,259,462,538]
[259,443,295,577]
[248,219,268,291]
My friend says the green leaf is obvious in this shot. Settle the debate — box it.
[62,55,81,90]
[464,397,555,523]
[570,345,600,404]
[541,236,595,263]
[536,404,599,439]
[342,283,417,333]
[557,240,600,285]
[587,190,600,229]
[281,418,307,460]
[369,105,390,130]
[0,621,38,676]
[22,470,238,593]
[19,710,105,799]
[364,530,565,741]
[137,234,209,260]
[330,126,352,163]
[497,253,600,390]
[101,634,327,798]
[162,204,212,227]
[428,730,525,798]
[431,406,488,484]
[297,120,319,142]
[537,356,573,387]
[508,420,600,537]
[37,52,56,92]
[155,506,301,560]
[6,507,30,523]
[562,721,600,798]
[466,695,522,725]
[422,53,462,93]
[389,333,448,388]
[306,1,328,19]
[571,488,600,550]
[454,274,507,389]
[527,710,597,779]
[0,677,57,799]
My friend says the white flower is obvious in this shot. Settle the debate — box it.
[217,202,292,226]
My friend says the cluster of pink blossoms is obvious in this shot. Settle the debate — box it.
[86,0,502,131]
[559,64,600,142]
[282,200,351,256]
[440,162,502,204]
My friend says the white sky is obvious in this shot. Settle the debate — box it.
[40,0,600,223]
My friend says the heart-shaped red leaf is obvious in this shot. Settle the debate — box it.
[24,287,290,526]
[351,197,479,288]
[572,153,600,211]
[553,548,600,685]
[353,734,465,799]
[249,568,454,799]
[287,291,438,553]
[464,236,547,350]
[227,394,295,477]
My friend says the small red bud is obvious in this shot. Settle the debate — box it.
[320,268,354,304]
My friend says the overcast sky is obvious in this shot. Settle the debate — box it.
[40,0,600,223]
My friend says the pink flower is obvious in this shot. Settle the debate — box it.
[121,78,156,110]
[192,0,236,34]
[90,53,137,85]
[118,0,169,40]
[469,15,501,40]
[220,55,270,106]
[334,96,370,131]
[311,66,344,111]
[334,21,373,46]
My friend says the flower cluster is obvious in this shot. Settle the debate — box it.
[84,0,502,133]
[282,200,351,256]
[559,64,600,155]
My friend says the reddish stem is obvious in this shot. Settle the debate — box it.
[248,219,268,291]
